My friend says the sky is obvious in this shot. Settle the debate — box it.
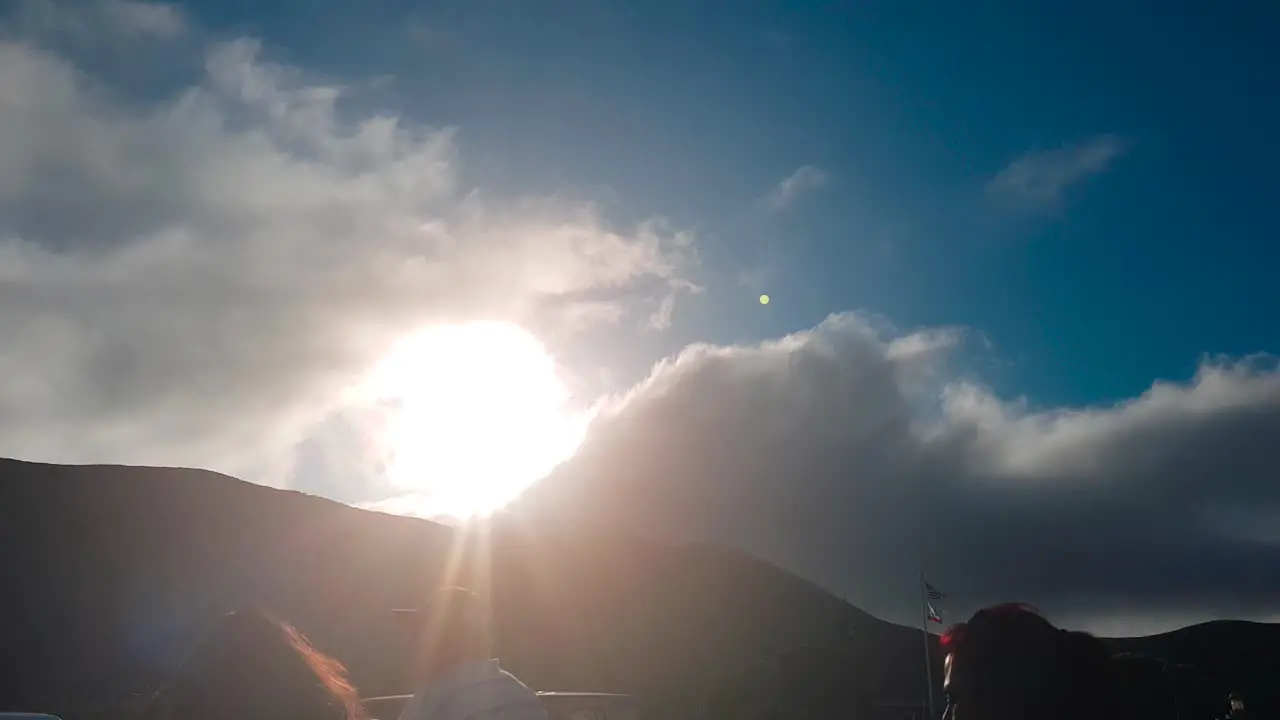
[2,0,1280,635]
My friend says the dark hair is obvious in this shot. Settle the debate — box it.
[941,604,1117,720]
[147,609,366,720]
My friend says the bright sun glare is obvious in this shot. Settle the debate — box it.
[362,322,588,520]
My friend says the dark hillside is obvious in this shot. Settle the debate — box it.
[0,458,934,719]
[2,458,1274,719]
[1106,620,1280,718]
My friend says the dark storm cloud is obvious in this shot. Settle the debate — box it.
[517,315,1280,633]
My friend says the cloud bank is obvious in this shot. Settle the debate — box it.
[0,21,695,485]
[519,314,1280,634]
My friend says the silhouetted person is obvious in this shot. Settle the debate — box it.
[939,604,1118,720]
[395,586,546,720]
[145,608,365,720]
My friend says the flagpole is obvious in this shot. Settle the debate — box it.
[920,572,935,720]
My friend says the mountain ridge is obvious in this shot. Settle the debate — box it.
[1,458,1275,718]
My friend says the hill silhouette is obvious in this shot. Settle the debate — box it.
[1106,620,1279,718]
[1,458,1275,719]
[0,458,933,718]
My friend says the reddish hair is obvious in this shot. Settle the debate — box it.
[147,609,366,720]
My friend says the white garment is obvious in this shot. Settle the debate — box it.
[397,659,548,720]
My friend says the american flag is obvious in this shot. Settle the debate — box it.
[925,582,946,601]
[927,602,943,623]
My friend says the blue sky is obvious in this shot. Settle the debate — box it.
[179,0,1280,407]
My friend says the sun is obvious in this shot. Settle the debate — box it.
[362,322,588,520]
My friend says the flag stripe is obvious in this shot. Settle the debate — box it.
[925,582,946,600]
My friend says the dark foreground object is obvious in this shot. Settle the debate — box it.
[363,693,639,720]
[1,458,1276,719]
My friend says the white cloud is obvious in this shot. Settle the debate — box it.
[519,314,1280,633]
[987,134,1126,211]
[11,0,185,40]
[101,0,184,37]
[763,165,828,213]
[0,36,695,485]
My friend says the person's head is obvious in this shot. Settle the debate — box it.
[396,586,494,682]
[940,604,1117,720]
[147,608,365,720]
